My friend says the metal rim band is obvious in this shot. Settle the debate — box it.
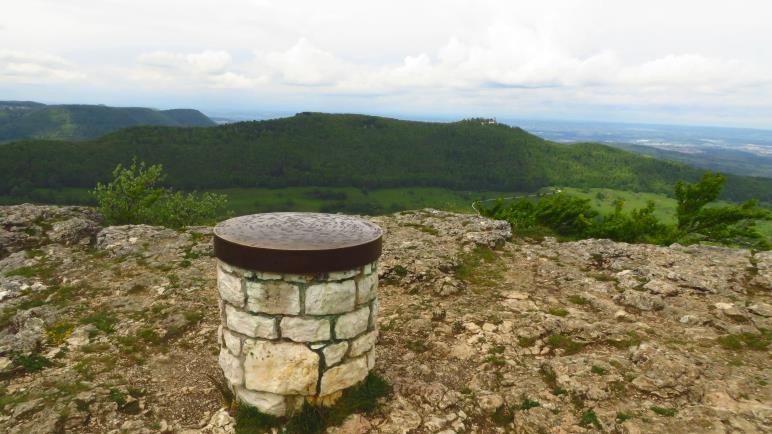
[213,233,382,273]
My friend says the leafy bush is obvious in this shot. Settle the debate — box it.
[673,172,769,248]
[93,160,228,228]
[480,172,769,248]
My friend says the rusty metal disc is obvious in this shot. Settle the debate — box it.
[213,212,383,273]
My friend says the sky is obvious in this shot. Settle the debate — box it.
[2,0,772,128]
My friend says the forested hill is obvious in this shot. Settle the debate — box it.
[1,112,770,202]
[0,101,215,142]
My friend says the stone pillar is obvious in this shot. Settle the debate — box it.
[212,213,382,417]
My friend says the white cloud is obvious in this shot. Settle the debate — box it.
[0,49,84,83]
[1,0,772,127]
[262,38,348,86]
[138,50,232,74]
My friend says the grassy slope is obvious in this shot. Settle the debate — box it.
[3,185,768,239]
[562,187,772,240]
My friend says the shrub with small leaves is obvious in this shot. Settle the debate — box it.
[93,159,228,228]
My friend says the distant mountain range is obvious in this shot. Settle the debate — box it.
[0,101,214,142]
[0,112,769,204]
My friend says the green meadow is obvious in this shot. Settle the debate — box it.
[2,185,769,239]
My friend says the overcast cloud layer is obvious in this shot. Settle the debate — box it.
[2,0,771,128]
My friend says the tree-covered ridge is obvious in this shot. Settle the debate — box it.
[0,101,214,142]
[0,112,769,203]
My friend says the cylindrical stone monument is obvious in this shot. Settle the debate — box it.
[213,213,383,417]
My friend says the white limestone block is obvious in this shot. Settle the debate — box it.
[218,266,245,307]
[236,388,287,416]
[370,297,379,329]
[280,316,330,342]
[219,348,243,386]
[319,356,368,396]
[243,340,319,395]
[223,328,242,355]
[367,348,376,370]
[225,304,277,339]
[349,329,378,357]
[355,273,378,305]
[246,280,300,315]
[322,341,348,367]
[305,280,356,315]
[335,305,370,339]
[254,271,282,280]
[282,273,315,283]
[327,268,360,281]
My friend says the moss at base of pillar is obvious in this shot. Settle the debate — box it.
[234,371,391,434]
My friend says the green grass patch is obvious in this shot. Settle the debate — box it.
[547,307,569,317]
[518,397,541,411]
[4,263,56,280]
[579,409,602,429]
[403,223,440,236]
[650,406,677,417]
[567,294,589,305]
[235,372,390,434]
[11,352,53,373]
[455,246,501,289]
[590,365,607,375]
[81,310,117,334]
[607,331,643,349]
[717,329,770,351]
[616,411,632,423]
[546,334,584,355]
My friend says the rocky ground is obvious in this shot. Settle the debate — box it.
[0,205,769,433]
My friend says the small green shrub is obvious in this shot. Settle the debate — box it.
[616,411,631,422]
[93,159,228,228]
[590,365,607,375]
[46,322,74,345]
[580,409,602,429]
[11,352,53,373]
[519,397,541,410]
